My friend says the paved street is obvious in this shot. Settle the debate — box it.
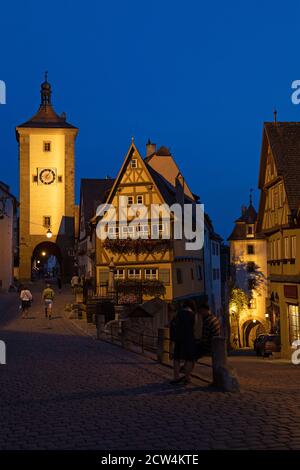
[1,287,300,450]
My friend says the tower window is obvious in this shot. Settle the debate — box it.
[43,141,51,152]
[43,216,51,228]
[58,175,63,183]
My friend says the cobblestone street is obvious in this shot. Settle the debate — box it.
[1,287,300,450]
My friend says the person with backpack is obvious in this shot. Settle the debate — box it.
[42,284,55,320]
[170,299,196,385]
[20,286,33,319]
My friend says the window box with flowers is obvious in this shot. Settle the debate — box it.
[103,238,171,255]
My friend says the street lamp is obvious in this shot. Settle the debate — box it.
[46,228,53,239]
[42,251,46,257]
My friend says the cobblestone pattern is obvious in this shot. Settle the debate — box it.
[0,287,300,450]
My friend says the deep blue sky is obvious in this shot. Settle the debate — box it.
[1,0,300,239]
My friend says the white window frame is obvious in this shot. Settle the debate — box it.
[145,268,158,280]
[128,268,141,279]
[115,269,125,279]
[137,224,148,235]
[152,223,165,237]
[291,236,297,259]
[108,226,119,238]
[122,226,135,235]
[136,195,144,205]
[127,196,134,206]
[284,237,290,259]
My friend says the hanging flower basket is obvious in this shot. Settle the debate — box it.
[103,238,171,255]
[115,279,165,297]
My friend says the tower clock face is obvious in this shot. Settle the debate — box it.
[39,168,56,185]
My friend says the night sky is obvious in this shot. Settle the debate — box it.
[1,0,300,239]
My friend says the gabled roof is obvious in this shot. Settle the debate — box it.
[79,178,114,237]
[228,202,264,240]
[104,141,168,206]
[259,122,300,212]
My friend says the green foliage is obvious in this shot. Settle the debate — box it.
[103,238,171,255]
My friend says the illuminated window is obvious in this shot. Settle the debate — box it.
[122,226,135,236]
[108,226,119,238]
[249,298,256,309]
[115,269,125,279]
[43,141,51,152]
[292,236,297,259]
[131,159,137,168]
[145,268,158,280]
[289,304,300,344]
[152,223,165,237]
[284,237,290,259]
[128,269,141,279]
[137,224,148,235]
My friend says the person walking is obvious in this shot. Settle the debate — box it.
[20,286,33,319]
[170,299,196,385]
[71,274,79,293]
[42,283,55,320]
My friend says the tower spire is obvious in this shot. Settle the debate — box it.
[41,71,51,106]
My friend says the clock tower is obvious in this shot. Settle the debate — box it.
[16,74,78,280]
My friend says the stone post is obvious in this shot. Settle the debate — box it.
[96,314,105,340]
[157,327,170,364]
[121,321,130,350]
[212,336,240,392]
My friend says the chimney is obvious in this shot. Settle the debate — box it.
[146,138,156,157]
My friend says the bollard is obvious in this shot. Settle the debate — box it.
[157,327,170,364]
[212,336,240,392]
[96,314,105,340]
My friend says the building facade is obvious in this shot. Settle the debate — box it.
[204,214,222,318]
[0,182,17,290]
[16,75,78,281]
[228,199,268,347]
[257,122,300,358]
[93,140,205,303]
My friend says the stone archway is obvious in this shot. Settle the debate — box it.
[242,319,266,348]
[31,242,62,281]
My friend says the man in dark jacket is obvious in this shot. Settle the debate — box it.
[170,299,196,385]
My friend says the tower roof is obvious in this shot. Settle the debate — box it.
[17,73,77,129]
